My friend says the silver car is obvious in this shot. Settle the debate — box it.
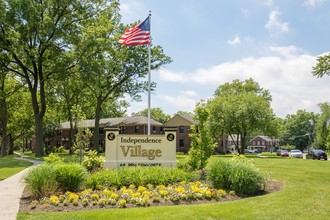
[290,149,303,158]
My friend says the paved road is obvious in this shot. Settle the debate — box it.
[0,158,42,220]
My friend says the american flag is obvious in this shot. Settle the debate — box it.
[118,16,150,46]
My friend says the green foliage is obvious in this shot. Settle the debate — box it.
[44,153,64,165]
[24,165,58,198]
[187,103,217,170]
[208,78,274,154]
[53,163,87,192]
[82,150,105,172]
[138,107,171,123]
[86,167,195,189]
[312,53,330,77]
[281,144,296,151]
[24,163,87,198]
[283,110,314,151]
[315,103,330,151]
[207,155,265,195]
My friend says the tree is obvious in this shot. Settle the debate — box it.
[187,102,216,171]
[175,111,194,118]
[208,78,274,154]
[136,108,171,123]
[315,103,330,151]
[77,7,172,150]
[312,53,330,77]
[283,110,314,151]
[0,0,104,157]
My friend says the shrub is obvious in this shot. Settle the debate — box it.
[207,156,266,195]
[86,167,195,189]
[82,150,104,172]
[24,164,58,198]
[44,153,64,165]
[53,163,87,192]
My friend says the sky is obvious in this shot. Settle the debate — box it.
[119,0,330,118]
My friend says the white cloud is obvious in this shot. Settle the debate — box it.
[158,46,330,118]
[227,35,241,46]
[241,8,249,16]
[304,0,324,7]
[265,10,289,34]
[158,69,188,82]
[159,93,197,113]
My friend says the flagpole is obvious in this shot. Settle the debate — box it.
[147,10,151,136]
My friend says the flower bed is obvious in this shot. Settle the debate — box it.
[20,181,239,212]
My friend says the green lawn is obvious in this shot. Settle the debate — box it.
[0,155,32,180]
[17,154,330,220]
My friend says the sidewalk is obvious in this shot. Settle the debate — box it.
[0,159,42,220]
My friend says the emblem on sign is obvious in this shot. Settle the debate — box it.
[167,133,175,141]
[107,132,116,141]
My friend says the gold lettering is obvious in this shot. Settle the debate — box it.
[121,145,131,157]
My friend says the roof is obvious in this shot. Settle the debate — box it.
[59,116,162,129]
[163,114,197,127]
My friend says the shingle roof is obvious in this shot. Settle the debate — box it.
[59,116,162,129]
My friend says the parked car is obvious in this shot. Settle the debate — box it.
[244,149,253,154]
[310,149,328,160]
[251,149,262,153]
[277,149,289,157]
[289,149,303,158]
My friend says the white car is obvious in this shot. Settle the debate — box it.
[290,149,303,158]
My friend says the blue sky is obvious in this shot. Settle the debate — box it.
[120,0,330,118]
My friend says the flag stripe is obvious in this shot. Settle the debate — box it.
[118,16,150,46]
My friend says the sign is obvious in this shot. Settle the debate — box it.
[104,128,177,169]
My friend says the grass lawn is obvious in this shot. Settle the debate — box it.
[17,154,330,220]
[0,155,32,180]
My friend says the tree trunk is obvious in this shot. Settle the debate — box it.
[8,134,14,155]
[0,97,8,156]
[93,98,103,151]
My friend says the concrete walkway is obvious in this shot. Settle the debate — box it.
[0,158,42,220]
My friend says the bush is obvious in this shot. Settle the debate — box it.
[86,167,196,189]
[24,163,87,198]
[24,164,58,198]
[54,163,87,192]
[207,156,266,195]
[44,153,64,164]
[82,150,104,172]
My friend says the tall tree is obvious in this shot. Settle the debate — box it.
[315,103,330,151]
[136,107,171,123]
[208,78,274,154]
[313,53,330,77]
[283,110,314,151]
[77,7,172,150]
[0,0,103,157]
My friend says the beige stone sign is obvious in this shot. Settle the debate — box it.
[104,128,177,169]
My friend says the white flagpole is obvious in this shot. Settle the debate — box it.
[147,10,151,135]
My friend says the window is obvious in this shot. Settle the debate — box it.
[56,130,62,136]
[135,126,141,133]
[119,126,126,134]
[99,128,104,134]
[262,141,265,145]
[152,126,156,133]
[257,141,260,146]
[253,141,256,145]
[179,139,184,148]
[179,126,184,133]
[57,141,61,147]
[99,140,105,148]
[160,127,164,133]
